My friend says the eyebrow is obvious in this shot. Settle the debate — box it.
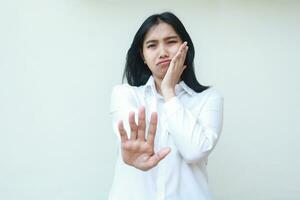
[145,36,179,45]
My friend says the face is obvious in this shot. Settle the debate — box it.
[142,22,183,81]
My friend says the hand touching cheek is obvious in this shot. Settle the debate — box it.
[161,41,189,101]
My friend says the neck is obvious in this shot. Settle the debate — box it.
[153,77,163,95]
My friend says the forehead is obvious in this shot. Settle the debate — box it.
[144,22,179,42]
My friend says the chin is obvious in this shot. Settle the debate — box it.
[160,73,167,79]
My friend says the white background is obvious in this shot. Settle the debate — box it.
[0,0,299,199]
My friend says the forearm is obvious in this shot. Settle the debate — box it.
[161,96,223,163]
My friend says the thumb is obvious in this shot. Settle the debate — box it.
[148,147,171,166]
[157,147,171,160]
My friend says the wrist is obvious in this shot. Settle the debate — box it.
[162,89,175,101]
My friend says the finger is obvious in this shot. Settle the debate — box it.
[148,147,171,167]
[179,41,188,54]
[128,111,138,140]
[178,44,188,68]
[147,112,157,146]
[181,65,187,73]
[137,106,146,141]
[172,42,187,65]
[170,51,180,68]
[118,120,128,143]
[181,45,188,65]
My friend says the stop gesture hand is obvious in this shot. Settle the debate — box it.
[118,107,171,171]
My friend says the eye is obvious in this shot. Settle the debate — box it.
[147,44,156,48]
[168,40,177,44]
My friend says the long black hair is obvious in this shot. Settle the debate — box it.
[123,12,209,93]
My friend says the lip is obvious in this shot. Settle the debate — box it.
[157,59,171,65]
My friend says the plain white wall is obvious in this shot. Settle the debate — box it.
[1,0,299,199]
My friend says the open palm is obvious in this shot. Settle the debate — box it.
[118,107,171,171]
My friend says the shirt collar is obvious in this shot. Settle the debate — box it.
[178,80,196,96]
[144,75,196,97]
[144,76,157,97]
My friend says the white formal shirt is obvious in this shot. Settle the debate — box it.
[109,76,223,200]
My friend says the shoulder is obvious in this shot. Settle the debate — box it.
[110,83,146,112]
[192,87,223,100]
[186,87,224,114]
[111,83,133,96]
[111,83,145,99]
[188,87,223,110]
[110,84,136,105]
[205,87,224,100]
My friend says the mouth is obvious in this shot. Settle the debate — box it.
[157,59,171,66]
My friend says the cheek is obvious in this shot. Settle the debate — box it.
[144,51,156,63]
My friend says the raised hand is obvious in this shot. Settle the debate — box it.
[118,106,171,171]
[161,41,188,101]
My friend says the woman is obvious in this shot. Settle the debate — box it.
[109,12,223,200]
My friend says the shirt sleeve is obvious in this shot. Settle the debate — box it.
[109,84,139,141]
[161,89,224,164]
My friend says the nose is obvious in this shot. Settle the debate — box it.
[159,45,169,58]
